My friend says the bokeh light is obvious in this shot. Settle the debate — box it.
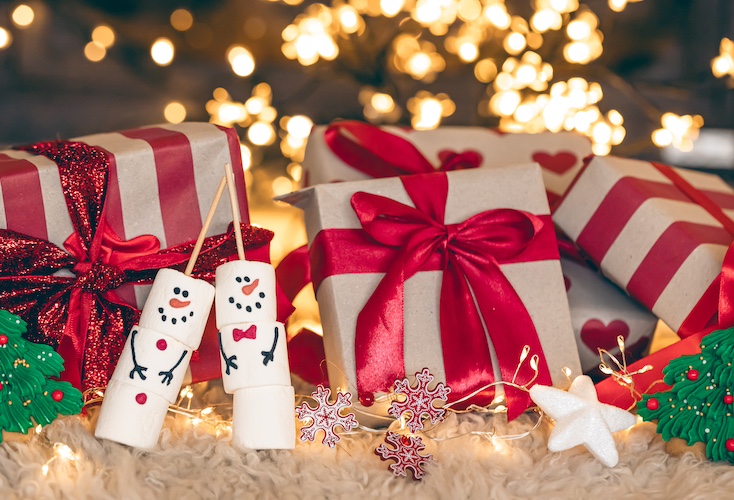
[171,9,194,31]
[0,28,13,50]
[91,25,115,48]
[151,38,175,66]
[227,45,256,77]
[164,102,187,124]
[12,4,34,28]
[84,41,106,62]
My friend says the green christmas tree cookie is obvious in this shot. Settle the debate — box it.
[0,310,83,441]
[638,327,734,463]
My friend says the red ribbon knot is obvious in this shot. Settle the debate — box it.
[71,261,126,292]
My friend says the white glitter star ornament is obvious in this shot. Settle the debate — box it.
[529,375,636,467]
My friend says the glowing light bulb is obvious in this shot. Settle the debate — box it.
[84,41,106,62]
[381,0,405,17]
[151,38,175,66]
[458,42,478,62]
[12,4,34,28]
[371,93,395,113]
[164,102,187,124]
[92,25,115,48]
[227,46,255,77]
[171,9,194,31]
[0,28,11,50]
[504,32,527,55]
[566,20,591,40]
[286,115,313,139]
[484,4,511,29]
[248,121,276,146]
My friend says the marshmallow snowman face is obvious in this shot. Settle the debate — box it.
[139,268,215,348]
[215,261,277,328]
[111,326,192,403]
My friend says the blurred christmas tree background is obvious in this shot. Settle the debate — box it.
[0,0,732,264]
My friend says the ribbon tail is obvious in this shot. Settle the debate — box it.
[439,258,497,409]
[463,255,553,421]
[355,267,407,394]
[55,289,89,390]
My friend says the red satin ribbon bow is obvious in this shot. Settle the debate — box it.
[324,121,482,178]
[313,173,555,420]
[0,141,271,394]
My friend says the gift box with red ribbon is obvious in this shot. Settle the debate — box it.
[282,165,582,424]
[554,155,734,408]
[302,121,592,204]
[0,123,273,396]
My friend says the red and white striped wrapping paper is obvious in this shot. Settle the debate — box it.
[554,155,734,335]
[0,122,259,383]
[303,124,593,203]
[0,122,250,307]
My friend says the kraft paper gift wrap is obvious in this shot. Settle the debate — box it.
[282,165,581,424]
[302,121,592,203]
[554,155,734,338]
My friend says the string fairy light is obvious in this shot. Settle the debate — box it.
[408,91,455,130]
[651,112,704,152]
[598,335,657,410]
[711,38,734,83]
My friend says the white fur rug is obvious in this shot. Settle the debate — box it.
[1,380,733,500]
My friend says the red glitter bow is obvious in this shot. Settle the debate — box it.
[0,141,272,394]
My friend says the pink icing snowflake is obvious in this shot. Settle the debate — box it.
[388,368,450,433]
[296,385,358,448]
[375,431,433,480]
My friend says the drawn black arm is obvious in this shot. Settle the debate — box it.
[158,350,188,385]
[128,329,148,381]
[261,326,279,366]
[219,331,238,375]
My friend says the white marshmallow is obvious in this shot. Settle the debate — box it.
[94,380,169,449]
[215,261,277,328]
[219,321,291,393]
[231,385,295,450]
[139,268,215,348]
[111,326,193,403]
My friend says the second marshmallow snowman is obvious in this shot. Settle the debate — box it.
[215,260,295,450]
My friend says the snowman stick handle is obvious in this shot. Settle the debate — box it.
[184,175,228,276]
[224,162,245,261]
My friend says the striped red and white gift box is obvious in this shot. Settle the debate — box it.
[554,155,734,336]
[0,122,252,308]
[0,123,263,384]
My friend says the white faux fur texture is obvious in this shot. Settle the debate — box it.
[1,390,734,499]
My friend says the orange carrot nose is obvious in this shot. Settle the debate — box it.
[169,298,191,308]
[241,279,259,296]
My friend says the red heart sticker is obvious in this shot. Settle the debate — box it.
[580,319,629,353]
[532,151,578,175]
[233,325,257,341]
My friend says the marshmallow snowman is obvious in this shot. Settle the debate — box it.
[216,260,295,450]
[95,269,215,449]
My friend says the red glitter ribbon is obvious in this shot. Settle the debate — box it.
[310,173,557,420]
[0,141,272,394]
[324,121,482,178]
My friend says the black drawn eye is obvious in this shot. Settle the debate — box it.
[236,277,242,283]
[182,290,189,298]
[244,276,251,283]
[174,287,181,295]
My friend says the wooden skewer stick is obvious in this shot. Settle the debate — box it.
[184,175,227,276]
[224,162,245,261]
